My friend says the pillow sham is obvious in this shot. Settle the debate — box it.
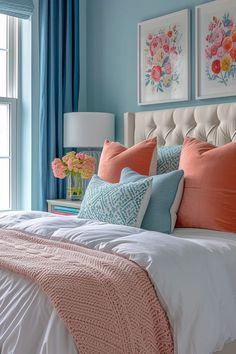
[120,168,184,234]
[78,175,152,228]
[177,137,236,232]
[98,138,157,183]
[157,145,182,174]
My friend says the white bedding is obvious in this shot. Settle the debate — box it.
[0,211,236,354]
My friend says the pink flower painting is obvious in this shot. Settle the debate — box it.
[205,13,236,86]
[144,24,182,93]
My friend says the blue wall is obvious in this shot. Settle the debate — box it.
[86,0,236,143]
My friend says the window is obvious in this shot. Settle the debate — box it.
[0,14,18,211]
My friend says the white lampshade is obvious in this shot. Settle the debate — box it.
[64,112,115,148]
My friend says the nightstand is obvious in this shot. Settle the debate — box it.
[47,199,82,216]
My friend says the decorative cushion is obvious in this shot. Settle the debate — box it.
[78,175,152,228]
[157,145,182,174]
[120,168,184,234]
[177,137,236,232]
[98,138,157,183]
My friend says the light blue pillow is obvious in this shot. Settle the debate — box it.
[120,168,184,234]
[158,145,182,174]
[78,175,152,228]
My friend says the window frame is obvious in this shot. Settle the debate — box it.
[0,14,18,211]
[0,98,17,210]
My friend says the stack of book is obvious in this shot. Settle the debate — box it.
[52,205,79,216]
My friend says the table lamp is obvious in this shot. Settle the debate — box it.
[64,112,115,148]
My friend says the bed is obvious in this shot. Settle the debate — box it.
[0,102,236,354]
[124,102,236,354]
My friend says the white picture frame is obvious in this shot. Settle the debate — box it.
[196,0,236,100]
[137,9,190,105]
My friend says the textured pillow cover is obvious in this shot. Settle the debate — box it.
[98,138,157,183]
[157,145,182,174]
[177,137,236,232]
[120,168,184,234]
[78,175,153,228]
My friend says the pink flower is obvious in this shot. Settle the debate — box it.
[164,62,172,75]
[149,36,162,56]
[207,33,214,44]
[147,34,153,40]
[52,159,66,179]
[163,44,169,53]
[158,33,169,53]
[52,152,96,180]
[216,46,225,58]
[151,65,162,82]
[76,152,86,160]
[211,45,218,56]
[212,27,225,48]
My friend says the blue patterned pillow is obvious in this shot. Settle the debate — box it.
[78,175,152,228]
[157,145,182,174]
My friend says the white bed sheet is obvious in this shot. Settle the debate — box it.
[0,211,236,354]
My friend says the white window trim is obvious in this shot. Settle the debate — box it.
[8,16,18,98]
[0,97,17,210]
[0,15,19,211]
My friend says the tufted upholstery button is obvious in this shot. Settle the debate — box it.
[124,103,236,147]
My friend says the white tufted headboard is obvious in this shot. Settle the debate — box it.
[124,103,236,147]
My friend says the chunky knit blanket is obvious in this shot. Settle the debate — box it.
[0,229,173,354]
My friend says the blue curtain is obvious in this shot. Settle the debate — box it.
[38,0,80,210]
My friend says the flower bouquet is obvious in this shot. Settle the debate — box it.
[205,14,236,86]
[144,24,181,93]
[52,151,96,200]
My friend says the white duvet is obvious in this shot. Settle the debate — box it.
[0,211,236,354]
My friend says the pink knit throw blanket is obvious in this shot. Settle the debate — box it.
[0,229,173,354]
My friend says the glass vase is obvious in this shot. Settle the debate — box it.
[66,174,83,201]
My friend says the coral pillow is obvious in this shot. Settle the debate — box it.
[98,138,157,183]
[177,137,236,232]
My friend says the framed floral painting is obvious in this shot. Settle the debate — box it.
[196,0,236,99]
[137,9,190,105]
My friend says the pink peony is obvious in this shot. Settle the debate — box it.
[52,159,66,179]
[212,27,225,48]
[151,65,162,82]
[211,45,218,56]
